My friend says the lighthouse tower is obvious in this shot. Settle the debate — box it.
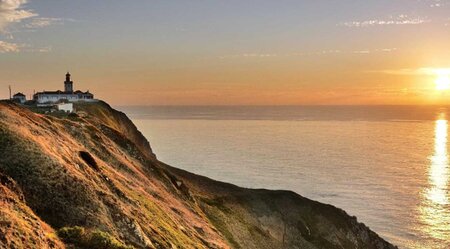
[64,72,73,93]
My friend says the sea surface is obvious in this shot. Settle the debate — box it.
[119,106,450,249]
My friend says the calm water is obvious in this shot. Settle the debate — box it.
[119,106,450,249]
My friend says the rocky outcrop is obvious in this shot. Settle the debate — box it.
[0,100,397,249]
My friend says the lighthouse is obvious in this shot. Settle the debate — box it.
[64,72,73,93]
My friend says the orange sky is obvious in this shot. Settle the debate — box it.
[1,1,450,105]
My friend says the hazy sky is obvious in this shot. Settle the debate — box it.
[1,0,450,105]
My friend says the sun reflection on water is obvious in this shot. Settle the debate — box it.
[428,119,449,205]
[419,114,450,246]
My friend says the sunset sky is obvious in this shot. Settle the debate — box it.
[1,0,450,105]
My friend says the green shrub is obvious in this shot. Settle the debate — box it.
[57,226,85,244]
[88,230,132,249]
[58,226,133,249]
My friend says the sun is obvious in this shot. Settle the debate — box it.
[435,74,450,91]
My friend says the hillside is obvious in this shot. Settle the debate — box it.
[0,100,396,249]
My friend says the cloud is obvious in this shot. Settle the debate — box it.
[428,0,450,7]
[24,17,64,28]
[21,44,51,53]
[369,68,450,75]
[36,45,51,52]
[219,48,397,59]
[0,40,53,53]
[0,40,18,52]
[339,14,430,28]
[0,1,65,53]
[417,68,450,75]
[352,50,370,54]
[219,53,278,59]
[0,0,36,32]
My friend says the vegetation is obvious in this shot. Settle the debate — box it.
[58,226,134,249]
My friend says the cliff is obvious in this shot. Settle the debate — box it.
[0,100,396,249]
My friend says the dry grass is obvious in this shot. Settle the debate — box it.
[0,172,64,249]
[0,101,228,249]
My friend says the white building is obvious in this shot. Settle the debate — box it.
[33,72,94,104]
[57,103,74,113]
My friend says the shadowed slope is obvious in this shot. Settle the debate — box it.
[164,163,396,249]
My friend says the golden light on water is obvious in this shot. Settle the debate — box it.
[419,114,450,244]
[427,119,449,205]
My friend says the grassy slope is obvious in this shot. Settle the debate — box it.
[0,101,227,249]
[0,172,63,249]
[0,101,396,249]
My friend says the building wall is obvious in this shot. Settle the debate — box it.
[57,103,74,113]
[35,94,94,103]
[13,96,26,103]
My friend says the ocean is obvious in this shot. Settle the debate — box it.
[119,106,450,249]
